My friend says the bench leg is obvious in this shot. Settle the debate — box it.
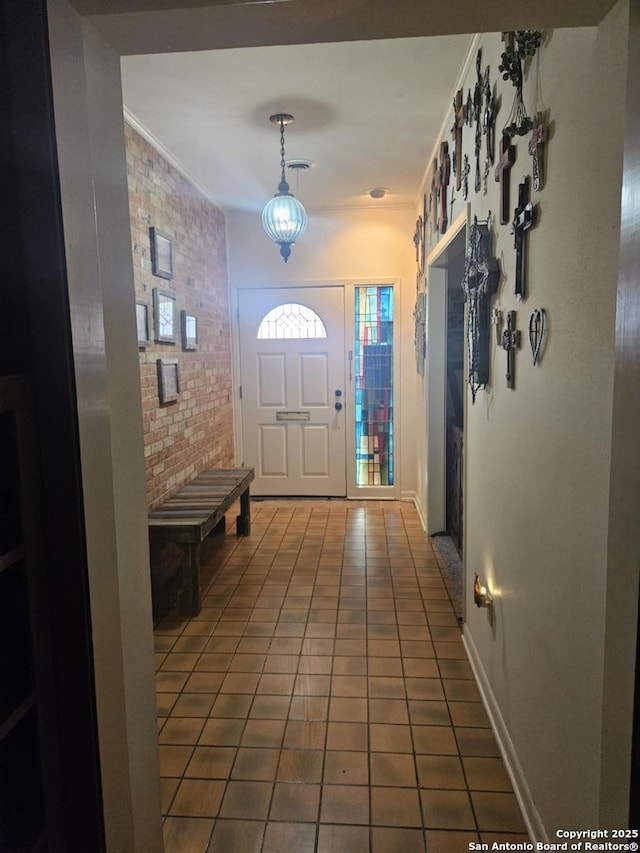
[236,487,251,536]
[178,542,202,617]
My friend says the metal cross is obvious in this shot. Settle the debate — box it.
[483,70,496,165]
[462,154,471,201]
[501,310,521,389]
[452,89,466,191]
[528,112,548,191]
[436,141,451,234]
[512,176,537,300]
[430,158,439,234]
[494,134,516,224]
[473,49,484,193]
[475,120,482,194]
[473,48,483,124]
[465,89,474,127]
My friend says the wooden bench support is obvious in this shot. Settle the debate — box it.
[237,487,251,536]
[148,467,254,619]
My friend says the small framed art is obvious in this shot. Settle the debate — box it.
[153,288,177,343]
[150,227,173,279]
[135,300,151,347]
[157,358,180,404]
[181,311,198,351]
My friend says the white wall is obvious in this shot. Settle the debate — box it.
[47,2,163,850]
[418,6,630,835]
[227,205,420,500]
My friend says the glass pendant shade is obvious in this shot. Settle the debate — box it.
[262,190,307,263]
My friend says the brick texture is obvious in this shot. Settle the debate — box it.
[125,123,234,510]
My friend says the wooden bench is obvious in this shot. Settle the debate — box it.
[148,467,254,618]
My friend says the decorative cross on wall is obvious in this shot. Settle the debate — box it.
[421,193,428,267]
[483,69,496,166]
[473,49,484,124]
[461,216,501,403]
[413,218,422,268]
[430,158,439,233]
[452,89,466,191]
[465,90,474,127]
[495,134,516,224]
[501,310,521,389]
[473,49,484,193]
[512,176,537,300]
[462,155,471,201]
[437,141,451,234]
[528,113,548,191]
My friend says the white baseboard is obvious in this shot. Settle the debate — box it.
[462,629,548,843]
[401,490,426,531]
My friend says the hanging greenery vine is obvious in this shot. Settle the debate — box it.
[499,30,543,137]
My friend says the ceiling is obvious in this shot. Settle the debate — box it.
[120,35,475,215]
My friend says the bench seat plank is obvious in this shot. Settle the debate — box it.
[148,467,254,616]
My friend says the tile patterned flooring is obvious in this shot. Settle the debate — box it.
[154,500,529,853]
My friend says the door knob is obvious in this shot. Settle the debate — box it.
[334,402,343,411]
[335,389,342,397]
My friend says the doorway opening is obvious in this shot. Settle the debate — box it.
[444,245,465,555]
[425,212,467,615]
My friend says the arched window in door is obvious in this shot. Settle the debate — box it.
[257,303,327,339]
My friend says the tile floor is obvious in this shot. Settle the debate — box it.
[154,500,529,853]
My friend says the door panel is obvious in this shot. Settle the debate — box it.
[301,424,330,476]
[239,286,345,496]
[259,425,287,476]
[258,354,286,406]
[300,353,329,406]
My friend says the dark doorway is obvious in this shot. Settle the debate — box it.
[444,242,465,556]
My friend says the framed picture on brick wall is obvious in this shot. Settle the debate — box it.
[136,300,151,347]
[157,358,180,404]
[153,288,177,344]
[150,227,173,279]
[181,311,198,351]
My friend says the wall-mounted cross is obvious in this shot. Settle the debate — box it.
[501,310,521,389]
[436,141,451,234]
[528,113,548,191]
[462,154,471,200]
[465,90,474,127]
[430,157,439,233]
[512,176,537,300]
[452,89,466,191]
[495,134,516,224]
[483,72,496,166]
[473,49,484,193]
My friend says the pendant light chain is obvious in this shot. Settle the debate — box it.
[278,119,289,193]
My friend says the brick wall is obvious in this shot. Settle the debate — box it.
[125,122,235,510]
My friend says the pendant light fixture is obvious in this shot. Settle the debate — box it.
[262,113,307,263]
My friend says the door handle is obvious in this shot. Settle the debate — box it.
[334,402,343,411]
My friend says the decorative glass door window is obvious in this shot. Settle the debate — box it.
[354,286,394,486]
[257,303,327,339]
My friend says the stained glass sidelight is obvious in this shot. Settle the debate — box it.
[354,286,394,486]
[257,303,327,339]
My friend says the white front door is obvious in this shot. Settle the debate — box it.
[238,286,346,496]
